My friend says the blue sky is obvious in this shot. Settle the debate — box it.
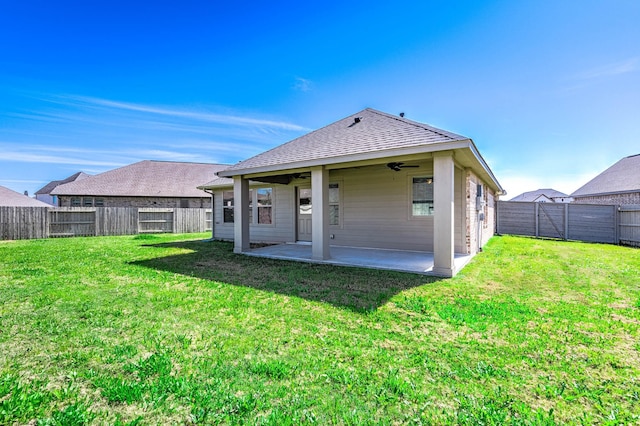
[1,1,638,199]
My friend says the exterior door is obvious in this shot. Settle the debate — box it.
[297,187,312,241]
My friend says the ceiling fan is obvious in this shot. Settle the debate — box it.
[386,162,419,172]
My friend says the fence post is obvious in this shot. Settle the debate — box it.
[564,203,569,240]
[173,209,177,233]
[535,203,539,237]
[615,205,620,245]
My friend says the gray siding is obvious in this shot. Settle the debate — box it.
[330,164,434,251]
[213,161,473,253]
[213,185,295,243]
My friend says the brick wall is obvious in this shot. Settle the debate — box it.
[573,192,640,205]
[465,169,496,255]
[58,196,211,208]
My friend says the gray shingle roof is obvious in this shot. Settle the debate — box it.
[0,185,50,207]
[35,172,90,195]
[572,154,640,197]
[197,176,234,189]
[510,188,569,202]
[219,108,469,174]
[51,160,229,197]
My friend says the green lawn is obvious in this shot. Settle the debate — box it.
[0,234,638,425]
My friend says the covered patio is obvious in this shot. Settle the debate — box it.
[206,108,505,278]
[244,243,473,275]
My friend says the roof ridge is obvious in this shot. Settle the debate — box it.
[144,159,229,166]
[224,109,372,167]
[364,108,468,141]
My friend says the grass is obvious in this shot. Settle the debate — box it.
[0,233,638,425]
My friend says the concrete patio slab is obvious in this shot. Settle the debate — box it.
[243,243,473,275]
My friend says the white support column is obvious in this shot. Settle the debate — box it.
[233,176,250,253]
[311,166,330,260]
[433,151,455,277]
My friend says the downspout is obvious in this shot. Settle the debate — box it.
[203,189,214,240]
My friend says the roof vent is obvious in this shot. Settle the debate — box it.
[354,117,361,124]
[399,112,405,117]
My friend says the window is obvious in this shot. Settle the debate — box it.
[223,191,234,223]
[329,183,340,226]
[83,197,94,207]
[71,197,81,207]
[257,188,272,224]
[94,198,104,207]
[223,187,274,225]
[412,177,434,216]
[180,199,190,208]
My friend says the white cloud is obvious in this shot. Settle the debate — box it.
[0,142,225,168]
[578,57,640,80]
[293,77,313,92]
[48,94,310,132]
[0,151,124,167]
[0,179,48,184]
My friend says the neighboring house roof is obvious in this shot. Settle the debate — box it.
[35,171,90,195]
[52,160,229,197]
[572,154,640,198]
[510,188,569,202]
[0,185,50,207]
[217,108,504,193]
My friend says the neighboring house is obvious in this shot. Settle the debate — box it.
[35,172,90,206]
[52,160,229,208]
[509,188,572,203]
[571,154,640,205]
[0,185,50,207]
[201,108,505,277]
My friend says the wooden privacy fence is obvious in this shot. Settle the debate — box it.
[0,207,49,240]
[497,201,640,246]
[1,207,212,240]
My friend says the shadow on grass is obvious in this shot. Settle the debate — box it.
[130,240,439,312]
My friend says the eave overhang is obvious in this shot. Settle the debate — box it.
[217,140,505,195]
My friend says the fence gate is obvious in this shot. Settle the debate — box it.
[536,203,566,239]
[49,208,96,237]
[619,205,640,247]
[138,208,174,233]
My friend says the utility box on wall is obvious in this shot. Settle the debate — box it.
[476,184,484,213]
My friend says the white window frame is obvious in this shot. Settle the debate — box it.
[256,187,273,226]
[329,181,342,228]
[222,187,275,227]
[409,174,435,219]
[222,190,234,224]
